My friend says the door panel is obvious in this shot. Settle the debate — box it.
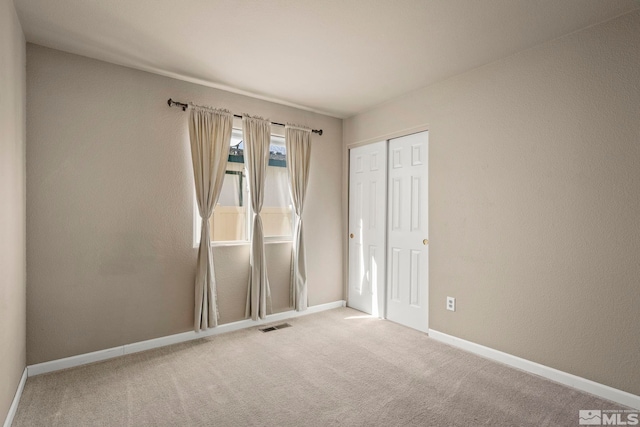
[386,132,429,332]
[348,141,387,316]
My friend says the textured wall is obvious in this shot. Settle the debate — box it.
[26,45,343,364]
[344,10,640,395]
[0,0,26,421]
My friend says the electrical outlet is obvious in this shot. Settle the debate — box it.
[446,297,456,312]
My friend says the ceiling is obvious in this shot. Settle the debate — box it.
[14,0,640,118]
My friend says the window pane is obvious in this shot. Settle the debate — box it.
[211,161,248,242]
[263,136,293,238]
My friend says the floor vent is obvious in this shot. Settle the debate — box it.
[259,323,292,333]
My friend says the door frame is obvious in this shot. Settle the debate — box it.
[346,127,429,325]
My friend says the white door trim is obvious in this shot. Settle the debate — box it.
[345,123,430,150]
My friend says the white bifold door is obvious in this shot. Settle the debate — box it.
[348,132,429,333]
[385,132,429,332]
[348,141,387,317]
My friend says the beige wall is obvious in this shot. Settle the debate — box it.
[344,10,640,395]
[26,44,343,364]
[0,0,27,421]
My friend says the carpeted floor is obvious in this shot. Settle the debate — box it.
[14,307,627,426]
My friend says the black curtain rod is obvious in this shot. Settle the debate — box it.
[167,98,323,136]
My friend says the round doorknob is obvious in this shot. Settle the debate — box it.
[423,239,429,245]
[350,233,354,239]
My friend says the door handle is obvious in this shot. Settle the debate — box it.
[350,233,355,239]
[423,239,429,245]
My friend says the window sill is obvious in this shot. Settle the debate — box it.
[263,238,294,244]
[209,240,249,248]
[203,239,292,248]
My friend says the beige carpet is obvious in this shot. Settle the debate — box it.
[14,307,626,426]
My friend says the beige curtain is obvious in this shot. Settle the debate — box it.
[189,107,233,331]
[285,125,312,311]
[243,116,272,320]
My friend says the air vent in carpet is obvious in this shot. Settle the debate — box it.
[259,323,292,333]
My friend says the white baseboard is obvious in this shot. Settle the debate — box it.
[428,329,640,410]
[3,367,27,427]
[124,300,346,355]
[27,346,123,376]
[27,300,346,377]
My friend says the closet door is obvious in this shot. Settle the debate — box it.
[386,132,429,332]
[348,141,387,316]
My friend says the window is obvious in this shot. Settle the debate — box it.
[261,134,293,239]
[201,129,293,244]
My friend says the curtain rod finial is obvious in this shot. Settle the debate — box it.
[168,98,188,111]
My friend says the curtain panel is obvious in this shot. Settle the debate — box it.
[188,107,233,331]
[285,125,312,311]
[243,116,272,320]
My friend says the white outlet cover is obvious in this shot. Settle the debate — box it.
[446,297,456,312]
